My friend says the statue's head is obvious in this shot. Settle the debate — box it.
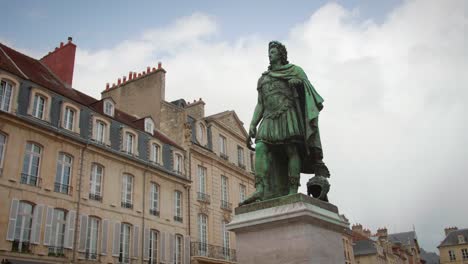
[268,41,289,66]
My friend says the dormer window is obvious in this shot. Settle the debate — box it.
[103,100,114,117]
[197,123,206,145]
[145,118,154,134]
[125,132,135,154]
[459,235,466,244]
[32,94,46,119]
[0,80,13,112]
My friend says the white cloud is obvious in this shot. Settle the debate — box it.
[73,0,468,252]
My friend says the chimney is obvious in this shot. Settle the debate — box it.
[363,229,371,238]
[352,224,363,233]
[158,62,162,69]
[40,37,77,88]
[445,227,458,236]
[376,227,388,238]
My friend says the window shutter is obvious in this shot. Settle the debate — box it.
[43,207,54,245]
[101,219,109,255]
[184,236,191,264]
[30,204,44,244]
[160,231,166,262]
[169,233,175,263]
[132,225,139,257]
[112,222,121,256]
[78,214,88,252]
[6,199,19,241]
[64,210,76,249]
[143,228,150,261]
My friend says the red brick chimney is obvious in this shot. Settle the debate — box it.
[40,37,76,88]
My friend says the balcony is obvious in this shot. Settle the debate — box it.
[85,251,99,260]
[89,193,102,201]
[121,201,133,209]
[220,200,232,212]
[48,246,65,257]
[220,153,229,161]
[20,173,41,187]
[54,182,73,195]
[11,240,32,253]
[191,242,237,262]
[174,216,183,223]
[149,208,160,217]
[237,162,246,170]
[197,192,211,204]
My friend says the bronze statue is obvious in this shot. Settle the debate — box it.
[241,41,330,205]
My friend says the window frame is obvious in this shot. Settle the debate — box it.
[89,163,104,201]
[221,175,229,202]
[449,250,456,261]
[85,216,100,260]
[150,142,161,164]
[144,118,154,135]
[174,152,183,174]
[61,102,80,133]
[121,174,134,208]
[237,146,244,167]
[197,166,207,194]
[198,214,208,255]
[119,223,131,264]
[54,153,73,195]
[219,135,227,155]
[239,184,246,203]
[92,116,110,145]
[121,128,139,156]
[0,132,7,173]
[28,88,51,122]
[49,208,67,253]
[174,190,183,222]
[0,78,15,112]
[150,182,160,215]
[13,201,34,252]
[103,99,114,117]
[174,234,183,264]
[149,229,159,263]
[197,122,206,145]
[21,142,42,186]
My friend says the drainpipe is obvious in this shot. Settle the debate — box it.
[72,141,88,263]
[141,165,148,261]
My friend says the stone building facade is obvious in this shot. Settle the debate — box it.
[438,227,468,264]
[0,40,192,263]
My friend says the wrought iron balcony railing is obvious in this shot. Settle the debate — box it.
[220,153,229,160]
[54,182,72,195]
[89,193,102,201]
[197,192,211,204]
[118,255,131,264]
[48,246,65,257]
[220,200,232,212]
[11,240,32,253]
[237,163,246,170]
[191,242,237,262]
[149,208,160,216]
[174,216,183,223]
[121,201,133,209]
[85,251,99,260]
[20,173,41,187]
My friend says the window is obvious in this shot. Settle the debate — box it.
[32,94,46,119]
[149,183,159,216]
[250,152,255,171]
[174,153,183,174]
[95,120,107,144]
[86,217,99,260]
[174,234,183,264]
[119,223,131,264]
[449,250,456,261]
[89,164,103,201]
[13,202,34,253]
[54,153,73,195]
[124,132,135,154]
[0,80,13,112]
[174,191,183,222]
[49,209,66,254]
[149,230,159,263]
[197,123,205,145]
[198,166,206,194]
[198,214,208,256]
[104,100,114,117]
[150,143,161,164]
[239,184,246,203]
[219,135,227,156]
[237,146,244,167]
[462,248,468,260]
[221,176,230,211]
[459,235,466,244]
[144,118,154,134]
[63,107,75,131]
[121,174,133,209]
[222,221,231,259]
[0,133,6,173]
[21,142,42,186]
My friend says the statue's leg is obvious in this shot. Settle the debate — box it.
[239,142,269,205]
[286,144,301,195]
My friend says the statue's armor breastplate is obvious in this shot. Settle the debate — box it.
[259,75,294,119]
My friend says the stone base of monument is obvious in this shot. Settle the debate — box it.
[227,193,349,264]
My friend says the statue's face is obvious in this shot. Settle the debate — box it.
[269,47,280,64]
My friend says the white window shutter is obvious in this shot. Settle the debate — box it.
[132,225,139,257]
[112,222,121,257]
[184,236,191,264]
[30,204,44,244]
[64,210,76,249]
[160,231,166,262]
[6,199,19,241]
[78,214,88,252]
[169,233,175,263]
[143,228,150,261]
[101,219,109,255]
[43,207,54,245]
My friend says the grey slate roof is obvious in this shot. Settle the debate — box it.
[388,231,417,247]
[353,239,377,256]
[420,248,440,264]
[438,228,468,247]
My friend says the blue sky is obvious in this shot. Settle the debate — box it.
[3,0,467,254]
[3,0,400,52]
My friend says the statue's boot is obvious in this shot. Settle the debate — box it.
[288,175,300,195]
[239,180,264,206]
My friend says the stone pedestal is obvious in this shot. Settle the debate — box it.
[227,193,349,264]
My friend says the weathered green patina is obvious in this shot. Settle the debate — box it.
[241,41,330,205]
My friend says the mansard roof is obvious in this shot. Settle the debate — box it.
[388,231,418,248]
[0,42,181,149]
[438,228,468,247]
[353,239,377,256]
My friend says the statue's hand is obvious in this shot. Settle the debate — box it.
[249,125,257,138]
[288,78,302,87]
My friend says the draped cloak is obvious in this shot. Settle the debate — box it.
[257,63,324,174]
